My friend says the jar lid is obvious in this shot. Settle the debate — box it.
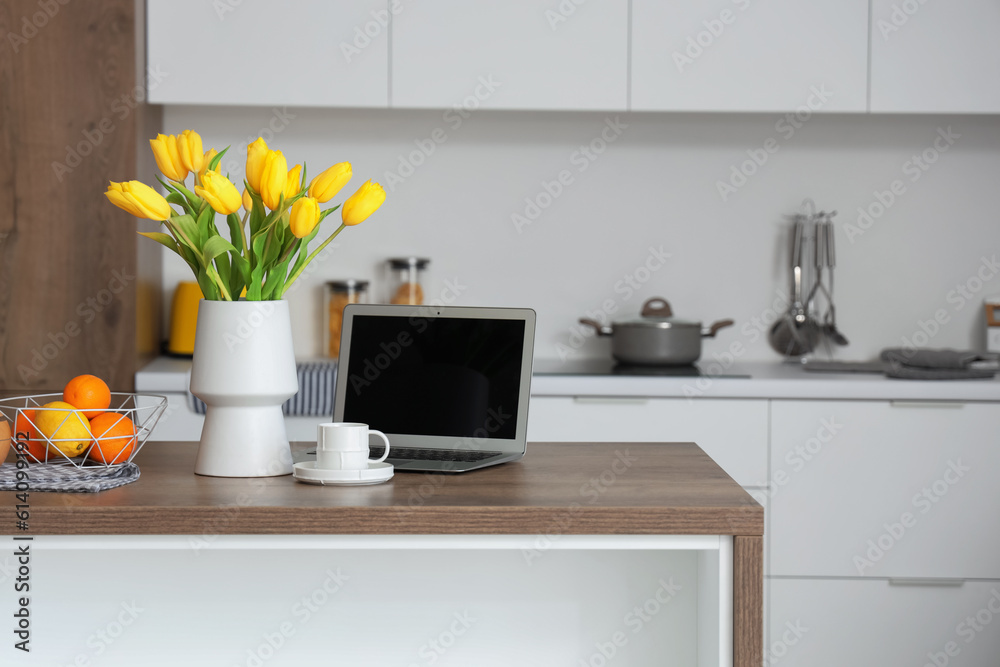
[388,257,430,269]
[327,279,369,291]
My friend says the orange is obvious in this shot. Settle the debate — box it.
[13,409,48,462]
[63,374,111,419]
[0,420,10,463]
[88,413,137,465]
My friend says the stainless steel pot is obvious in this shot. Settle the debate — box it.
[579,297,734,366]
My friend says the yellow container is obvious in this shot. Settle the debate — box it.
[167,282,203,356]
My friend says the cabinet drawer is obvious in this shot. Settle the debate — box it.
[770,400,1000,578]
[769,578,1000,666]
[527,397,767,487]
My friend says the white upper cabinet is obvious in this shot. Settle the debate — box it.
[630,0,869,112]
[146,0,388,107]
[870,0,1000,113]
[391,0,628,110]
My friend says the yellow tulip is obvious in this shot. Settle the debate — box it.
[289,196,321,238]
[150,133,188,182]
[258,149,288,210]
[177,130,204,173]
[195,171,242,215]
[284,164,302,200]
[245,137,269,192]
[341,180,386,226]
[242,188,253,213]
[105,181,172,221]
[308,162,352,203]
[198,148,218,185]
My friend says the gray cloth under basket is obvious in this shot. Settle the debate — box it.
[0,462,140,492]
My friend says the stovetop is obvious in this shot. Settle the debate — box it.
[532,358,752,378]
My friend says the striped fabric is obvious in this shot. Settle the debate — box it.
[187,361,338,417]
[0,462,140,493]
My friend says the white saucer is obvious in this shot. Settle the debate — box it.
[292,460,394,486]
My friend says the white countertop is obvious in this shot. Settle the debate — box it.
[135,356,1000,403]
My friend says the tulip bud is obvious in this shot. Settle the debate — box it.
[289,196,321,239]
[198,148,218,185]
[245,137,269,193]
[150,134,188,182]
[308,162,352,203]
[284,164,302,201]
[242,188,253,213]
[195,171,242,215]
[341,180,386,226]
[177,130,204,173]
[259,149,288,210]
[105,181,173,221]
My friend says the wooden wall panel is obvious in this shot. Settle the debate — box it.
[0,0,158,391]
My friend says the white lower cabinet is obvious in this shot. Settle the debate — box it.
[768,578,1000,666]
[527,396,768,488]
[769,400,1000,579]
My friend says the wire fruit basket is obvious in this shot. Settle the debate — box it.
[0,393,167,469]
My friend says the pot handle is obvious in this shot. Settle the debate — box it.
[578,318,613,336]
[640,297,673,318]
[702,319,735,338]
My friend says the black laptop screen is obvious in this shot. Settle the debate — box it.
[341,315,525,439]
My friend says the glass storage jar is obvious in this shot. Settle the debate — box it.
[325,279,368,357]
[386,257,429,305]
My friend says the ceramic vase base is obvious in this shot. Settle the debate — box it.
[194,405,293,477]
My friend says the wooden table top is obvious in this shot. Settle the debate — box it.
[3,442,763,536]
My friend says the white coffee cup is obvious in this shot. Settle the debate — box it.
[316,422,390,471]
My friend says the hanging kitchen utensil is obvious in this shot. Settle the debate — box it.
[822,215,849,346]
[769,217,820,356]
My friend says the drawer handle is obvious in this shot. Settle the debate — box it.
[573,397,650,405]
[889,401,965,409]
[888,578,965,587]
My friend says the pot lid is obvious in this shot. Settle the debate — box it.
[613,297,700,329]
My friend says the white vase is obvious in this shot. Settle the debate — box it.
[189,299,298,477]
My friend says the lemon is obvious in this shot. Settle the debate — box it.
[34,401,92,458]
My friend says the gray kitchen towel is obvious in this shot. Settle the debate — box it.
[880,348,997,380]
[187,361,337,416]
[0,462,140,492]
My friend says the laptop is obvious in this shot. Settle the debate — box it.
[331,303,536,472]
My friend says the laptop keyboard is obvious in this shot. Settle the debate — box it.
[371,446,503,463]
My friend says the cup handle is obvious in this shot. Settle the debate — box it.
[370,430,390,463]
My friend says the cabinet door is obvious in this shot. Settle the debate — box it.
[391,1,628,110]
[770,400,1000,578]
[527,396,768,487]
[769,578,1000,666]
[147,0,388,107]
[631,0,868,112]
[871,0,1000,113]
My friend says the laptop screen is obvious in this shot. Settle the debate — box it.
[341,315,526,440]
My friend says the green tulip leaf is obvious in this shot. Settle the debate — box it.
[202,235,239,263]
[208,146,229,172]
[138,231,180,255]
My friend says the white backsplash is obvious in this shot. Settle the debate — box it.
[160,106,1000,362]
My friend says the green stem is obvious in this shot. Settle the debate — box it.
[281,223,346,295]
[206,263,232,301]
